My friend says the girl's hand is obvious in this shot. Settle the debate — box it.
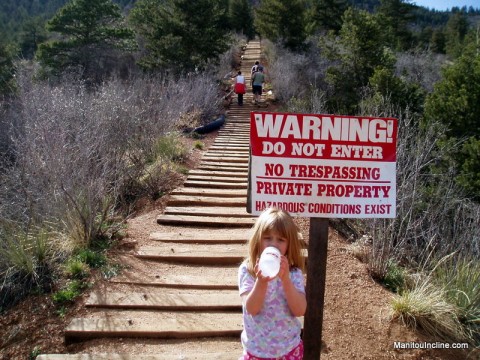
[278,255,290,282]
[254,259,274,283]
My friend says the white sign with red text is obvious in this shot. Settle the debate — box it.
[249,112,397,218]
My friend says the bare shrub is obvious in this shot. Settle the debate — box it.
[359,95,480,276]
[286,88,328,114]
[0,67,222,249]
[216,34,247,78]
[262,40,309,102]
[395,50,446,93]
[0,62,223,309]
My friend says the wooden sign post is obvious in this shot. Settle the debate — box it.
[247,111,398,359]
[303,217,329,358]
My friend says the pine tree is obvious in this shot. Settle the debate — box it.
[375,0,415,51]
[254,0,307,51]
[19,17,48,60]
[229,0,255,39]
[425,43,480,198]
[306,0,347,34]
[445,11,469,58]
[323,7,388,112]
[0,39,16,96]
[36,0,136,80]
[130,0,231,73]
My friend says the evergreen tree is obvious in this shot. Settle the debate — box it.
[254,0,307,51]
[130,0,231,73]
[36,0,136,80]
[425,44,480,198]
[229,0,255,39]
[19,17,47,59]
[0,39,16,96]
[430,28,446,54]
[306,0,348,34]
[323,7,388,112]
[375,0,414,51]
[444,11,469,58]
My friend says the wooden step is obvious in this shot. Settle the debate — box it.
[156,214,254,227]
[203,152,249,158]
[111,272,238,289]
[198,163,248,170]
[136,244,247,264]
[38,353,239,360]
[170,188,247,197]
[182,180,247,189]
[164,206,251,218]
[196,164,248,172]
[166,195,246,206]
[200,157,248,163]
[186,175,247,183]
[208,146,249,151]
[149,229,248,243]
[188,170,248,178]
[86,289,241,311]
[65,313,243,340]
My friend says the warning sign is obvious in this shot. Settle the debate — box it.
[248,112,398,218]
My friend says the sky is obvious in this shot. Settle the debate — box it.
[410,0,479,11]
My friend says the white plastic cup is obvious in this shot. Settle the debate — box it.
[258,246,281,277]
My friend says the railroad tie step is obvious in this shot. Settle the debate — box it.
[182,180,247,189]
[187,170,248,178]
[37,353,241,360]
[156,214,254,227]
[136,243,248,264]
[111,271,238,289]
[170,187,247,197]
[166,195,246,207]
[64,312,243,341]
[163,206,252,218]
[149,229,248,243]
[86,288,241,311]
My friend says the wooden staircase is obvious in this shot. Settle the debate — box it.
[38,40,264,360]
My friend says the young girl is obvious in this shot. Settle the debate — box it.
[238,208,306,359]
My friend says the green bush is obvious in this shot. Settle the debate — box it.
[64,259,90,279]
[153,134,188,163]
[383,261,408,293]
[75,249,106,268]
[52,280,85,304]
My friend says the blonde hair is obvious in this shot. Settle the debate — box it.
[245,208,305,276]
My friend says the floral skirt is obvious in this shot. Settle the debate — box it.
[241,340,303,360]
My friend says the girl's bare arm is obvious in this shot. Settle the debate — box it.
[279,257,307,316]
[244,263,272,315]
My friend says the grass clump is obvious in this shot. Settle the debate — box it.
[433,258,480,344]
[0,224,57,311]
[75,248,106,269]
[391,255,480,347]
[64,259,90,280]
[193,140,204,150]
[391,279,468,343]
[51,280,86,305]
[382,261,408,293]
[152,134,187,164]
